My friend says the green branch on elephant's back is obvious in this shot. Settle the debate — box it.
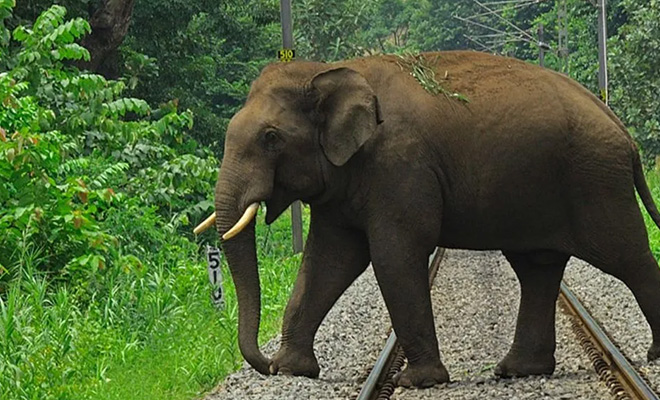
[395,52,470,103]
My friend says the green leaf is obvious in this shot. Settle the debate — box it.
[12,26,28,41]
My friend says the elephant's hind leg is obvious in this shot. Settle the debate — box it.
[625,253,660,362]
[496,250,569,377]
[572,193,660,363]
[270,212,370,377]
[581,247,660,363]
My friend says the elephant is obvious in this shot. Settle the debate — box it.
[211,50,660,388]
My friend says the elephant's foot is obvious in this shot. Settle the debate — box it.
[648,342,660,362]
[394,361,449,388]
[494,351,555,378]
[269,345,320,378]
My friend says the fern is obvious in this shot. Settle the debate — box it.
[58,158,90,175]
[17,50,40,64]
[91,163,130,189]
[44,18,90,45]
[51,43,90,61]
[72,74,108,91]
[103,98,151,118]
[33,5,66,34]
[12,6,91,68]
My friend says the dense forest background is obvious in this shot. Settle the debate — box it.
[8,0,660,159]
[1,0,659,399]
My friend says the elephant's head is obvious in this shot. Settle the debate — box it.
[214,62,382,373]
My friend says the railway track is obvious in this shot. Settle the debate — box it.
[357,251,660,400]
[559,283,658,400]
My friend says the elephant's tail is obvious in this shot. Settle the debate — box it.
[633,144,660,230]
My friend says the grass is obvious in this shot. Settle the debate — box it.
[641,170,660,260]
[395,52,470,103]
[0,206,309,400]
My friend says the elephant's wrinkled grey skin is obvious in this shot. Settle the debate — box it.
[214,51,660,388]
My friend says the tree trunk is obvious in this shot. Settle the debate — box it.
[76,0,135,78]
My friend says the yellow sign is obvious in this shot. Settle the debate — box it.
[278,49,295,62]
[600,88,608,104]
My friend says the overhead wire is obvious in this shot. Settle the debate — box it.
[455,0,554,53]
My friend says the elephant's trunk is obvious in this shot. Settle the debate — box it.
[215,168,270,375]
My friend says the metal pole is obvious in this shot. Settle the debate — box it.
[597,0,608,104]
[280,0,293,48]
[290,201,304,253]
[558,0,569,73]
[280,0,304,253]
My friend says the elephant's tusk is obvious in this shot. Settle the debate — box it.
[222,203,259,240]
[193,212,217,235]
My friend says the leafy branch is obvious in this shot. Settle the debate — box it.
[395,52,470,103]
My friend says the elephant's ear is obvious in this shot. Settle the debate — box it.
[311,67,382,166]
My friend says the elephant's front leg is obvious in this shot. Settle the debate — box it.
[370,242,448,388]
[368,212,448,387]
[270,212,370,377]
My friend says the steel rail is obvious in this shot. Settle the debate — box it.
[356,248,446,400]
[560,282,660,400]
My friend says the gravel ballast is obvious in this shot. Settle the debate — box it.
[393,250,610,400]
[563,257,660,393]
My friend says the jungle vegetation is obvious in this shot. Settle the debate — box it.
[1,0,659,399]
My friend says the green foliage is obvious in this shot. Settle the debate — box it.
[642,171,660,260]
[294,0,372,61]
[0,5,309,400]
[0,207,306,400]
[125,0,280,155]
[9,0,660,165]
[0,0,15,61]
[0,4,215,280]
[405,1,481,52]
[609,0,660,164]
[359,0,412,53]
[10,4,91,71]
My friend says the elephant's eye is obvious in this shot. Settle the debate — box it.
[261,129,283,152]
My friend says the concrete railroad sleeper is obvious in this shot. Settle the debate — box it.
[356,250,660,400]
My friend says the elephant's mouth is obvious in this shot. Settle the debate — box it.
[225,185,326,238]
[264,185,296,225]
[220,192,299,239]
[265,198,290,225]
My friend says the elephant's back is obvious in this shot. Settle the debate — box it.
[416,51,547,101]
[347,51,588,143]
[350,52,636,252]
[353,51,565,106]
